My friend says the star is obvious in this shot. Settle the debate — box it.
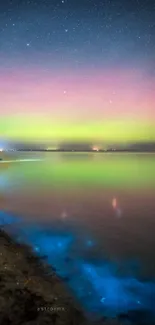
[65,29,68,33]
[26,43,30,47]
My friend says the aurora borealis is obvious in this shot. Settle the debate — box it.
[0,0,155,144]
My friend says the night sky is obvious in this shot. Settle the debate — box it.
[0,0,155,143]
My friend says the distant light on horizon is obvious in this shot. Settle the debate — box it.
[92,146,99,152]
[46,146,58,151]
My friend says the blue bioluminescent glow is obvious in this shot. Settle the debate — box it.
[0,210,155,324]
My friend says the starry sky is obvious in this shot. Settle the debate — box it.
[0,0,155,143]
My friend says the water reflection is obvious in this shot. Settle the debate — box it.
[0,152,155,323]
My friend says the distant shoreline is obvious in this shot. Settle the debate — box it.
[7,149,155,153]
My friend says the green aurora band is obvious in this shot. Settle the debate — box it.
[1,117,155,143]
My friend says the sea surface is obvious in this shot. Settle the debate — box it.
[0,152,155,323]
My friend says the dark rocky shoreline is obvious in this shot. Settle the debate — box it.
[0,229,89,325]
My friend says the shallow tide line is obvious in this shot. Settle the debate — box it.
[0,159,43,163]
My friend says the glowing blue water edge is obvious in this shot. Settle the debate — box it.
[0,211,155,324]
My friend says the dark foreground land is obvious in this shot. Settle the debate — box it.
[0,229,86,325]
[0,229,121,325]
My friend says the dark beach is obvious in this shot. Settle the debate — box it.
[0,229,122,325]
[0,229,86,325]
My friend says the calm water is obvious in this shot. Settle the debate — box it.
[1,152,155,322]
